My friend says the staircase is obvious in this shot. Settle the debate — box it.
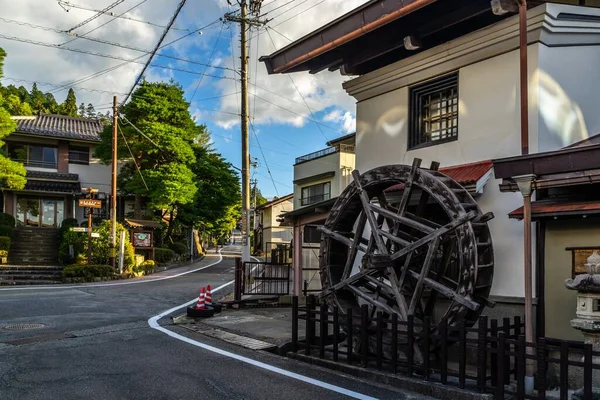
[0,265,62,286]
[9,228,60,265]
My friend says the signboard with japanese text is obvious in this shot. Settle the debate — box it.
[133,231,152,248]
[78,199,102,208]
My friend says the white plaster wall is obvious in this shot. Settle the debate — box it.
[353,46,544,298]
[536,44,600,152]
[293,152,340,209]
[69,146,111,194]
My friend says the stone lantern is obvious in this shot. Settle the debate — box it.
[565,251,600,398]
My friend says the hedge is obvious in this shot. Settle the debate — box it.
[154,248,175,263]
[169,242,188,255]
[62,264,114,279]
[0,213,15,228]
[0,225,13,238]
[0,236,11,251]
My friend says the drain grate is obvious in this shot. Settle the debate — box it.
[2,323,45,331]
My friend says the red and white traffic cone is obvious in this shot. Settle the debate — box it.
[187,286,214,318]
[206,285,222,313]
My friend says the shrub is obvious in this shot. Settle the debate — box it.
[0,225,13,238]
[90,221,135,269]
[58,230,86,265]
[154,248,175,263]
[140,260,156,275]
[60,218,80,236]
[0,250,8,258]
[0,213,15,228]
[0,236,11,251]
[62,264,114,280]
[169,242,188,255]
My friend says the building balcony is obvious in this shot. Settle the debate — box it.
[294,144,355,165]
[13,159,58,170]
[300,193,331,207]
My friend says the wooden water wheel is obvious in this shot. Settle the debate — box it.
[318,159,494,359]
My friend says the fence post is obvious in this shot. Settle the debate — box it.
[583,343,593,400]
[559,342,568,400]
[333,307,339,362]
[376,312,383,371]
[496,332,506,400]
[516,335,525,400]
[346,308,353,365]
[391,313,398,374]
[459,320,466,389]
[477,316,488,392]
[292,296,298,353]
[361,305,369,368]
[305,295,315,356]
[407,315,414,377]
[424,316,431,381]
[502,317,511,384]
[491,319,498,387]
[320,303,327,359]
[514,315,521,382]
[440,319,448,385]
[234,257,242,301]
[537,337,547,400]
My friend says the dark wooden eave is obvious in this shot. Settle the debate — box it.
[260,0,544,76]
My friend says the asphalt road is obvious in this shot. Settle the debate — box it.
[0,247,429,400]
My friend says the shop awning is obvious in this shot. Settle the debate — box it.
[509,200,600,220]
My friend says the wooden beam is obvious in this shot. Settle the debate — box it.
[352,170,387,253]
[407,269,479,310]
[370,203,435,234]
[408,237,440,314]
[341,212,367,281]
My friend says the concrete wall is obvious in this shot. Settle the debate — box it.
[69,145,111,194]
[544,219,600,341]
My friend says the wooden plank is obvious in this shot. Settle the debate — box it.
[378,228,411,247]
[318,226,367,253]
[352,170,387,253]
[346,284,403,319]
[341,212,367,281]
[408,237,440,314]
[390,211,477,261]
[370,203,435,234]
[407,269,480,310]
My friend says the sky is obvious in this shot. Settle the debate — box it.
[0,0,370,199]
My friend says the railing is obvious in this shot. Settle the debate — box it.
[336,144,355,153]
[295,147,337,164]
[300,193,330,206]
[242,261,291,296]
[13,159,58,169]
[291,296,600,399]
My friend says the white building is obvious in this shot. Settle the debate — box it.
[254,194,293,257]
[263,1,600,338]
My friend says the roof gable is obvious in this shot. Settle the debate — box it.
[11,114,104,142]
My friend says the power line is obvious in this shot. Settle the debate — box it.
[66,0,124,33]
[47,19,222,94]
[251,122,279,196]
[57,0,192,32]
[266,27,329,141]
[259,0,296,17]
[0,33,235,81]
[61,0,149,46]
[122,0,189,104]
[1,77,128,96]
[117,119,149,190]
[189,23,225,102]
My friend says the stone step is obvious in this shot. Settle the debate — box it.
[0,268,62,274]
[8,258,59,264]
[0,279,62,286]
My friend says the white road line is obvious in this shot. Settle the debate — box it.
[0,249,233,292]
[148,255,379,400]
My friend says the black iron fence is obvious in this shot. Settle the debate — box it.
[242,261,291,296]
[291,296,600,399]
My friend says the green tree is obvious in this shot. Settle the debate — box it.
[44,93,59,114]
[0,47,27,190]
[85,103,96,118]
[78,102,85,117]
[59,88,78,117]
[3,94,32,115]
[178,145,241,240]
[96,80,207,240]
[30,83,46,114]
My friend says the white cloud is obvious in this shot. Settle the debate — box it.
[208,0,368,133]
[324,109,356,134]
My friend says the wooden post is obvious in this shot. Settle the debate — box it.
[234,257,242,301]
[87,205,93,264]
[109,96,118,268]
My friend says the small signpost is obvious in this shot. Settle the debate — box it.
[81,188,101,264]
[78,199,102,209]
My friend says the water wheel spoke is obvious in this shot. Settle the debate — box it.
[408,237,440,315]
[406,269,479,311]
[390,211,477,261]
[424,240,457,315]
[395,158,421,218]
[319,226,367,253]
[346,284,402,319]
[370,203,435,235]
[352,170,387,253]
[341,212,367,281]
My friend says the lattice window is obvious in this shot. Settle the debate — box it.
[409,73,459,149]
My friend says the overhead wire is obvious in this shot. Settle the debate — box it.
[122,0,190,104]
[189,22,225,102]
[61,0,149,46]
[266,27,330,142]
[66,0,124,33]
[57,0,192,32]
[117,119,149,190]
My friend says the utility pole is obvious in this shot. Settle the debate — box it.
[251,178,258,230]
[224,1,267,262]
[109,96,118,268]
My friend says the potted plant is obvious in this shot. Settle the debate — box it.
[0,250,8,264]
